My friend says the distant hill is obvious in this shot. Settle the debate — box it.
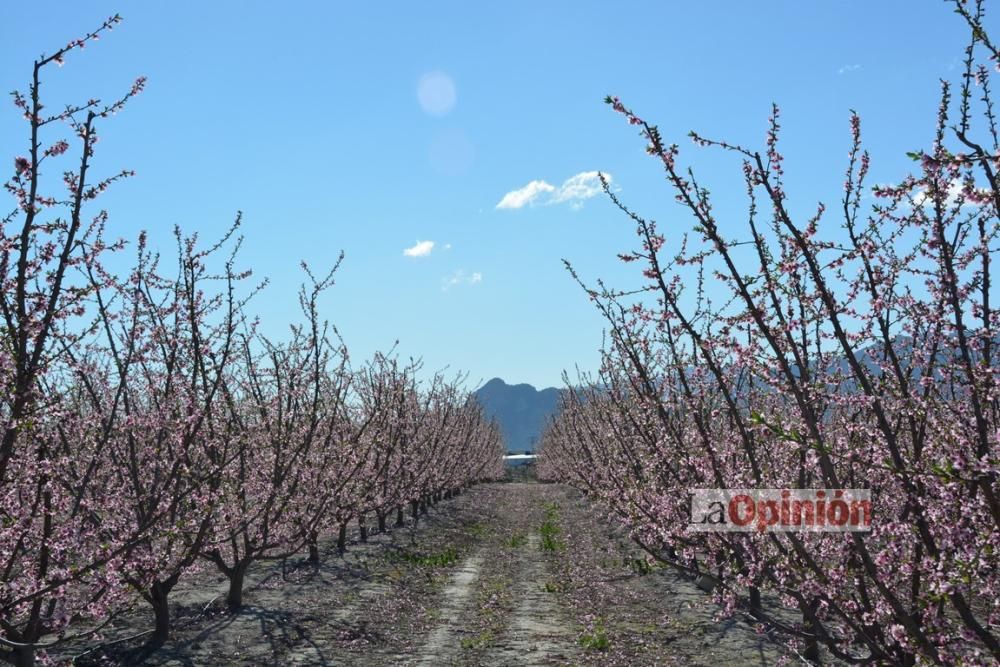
[473,378,562,453]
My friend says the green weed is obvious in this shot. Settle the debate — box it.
[538,502,564,550]
[579,619,610,651]
[461,629,494,649]
[506,532,528,548]
[395,546,459,567]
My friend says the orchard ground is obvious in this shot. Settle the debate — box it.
[58,478,795,666]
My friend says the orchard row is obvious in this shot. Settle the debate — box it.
[540,2,999,664]
[1,17,504,666]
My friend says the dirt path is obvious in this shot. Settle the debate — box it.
[414,555,484,665]
[60,482,791,666]
[482,533,576,665]
[411,485,580,666]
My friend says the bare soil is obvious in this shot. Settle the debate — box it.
[57,482,792,666]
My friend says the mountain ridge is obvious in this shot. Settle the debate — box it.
[473,377,562,453]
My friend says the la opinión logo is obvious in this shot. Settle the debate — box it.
[687,488,872,533]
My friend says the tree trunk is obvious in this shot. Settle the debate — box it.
[337,522,348,553]
[749,586,761,614]
[9,646,34,667]
[149,579,172,646]
[411,499,419,519]
[396,506,405,527]
[802,599,821,662]
[419,499,428,515]
[358,514,368,542]
[307,529,320,563]
[227,561,249,610]
[377,511,387,533]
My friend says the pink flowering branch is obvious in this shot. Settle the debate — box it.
[544,5,1000,663]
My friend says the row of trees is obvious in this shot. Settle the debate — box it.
[539,1,998,664]
[1,17,504,667]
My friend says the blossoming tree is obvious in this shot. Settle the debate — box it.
[540,1,999,662]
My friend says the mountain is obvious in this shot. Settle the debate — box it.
[472,336,995,455]
[473,378,562,453]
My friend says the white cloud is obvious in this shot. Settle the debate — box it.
[912,179,986,209]
[838,64,861,75]
[495,171,611,210]
[495,179,556,209]
[403,240,435,257]
[442,269,482,291]
[552,171,607,204]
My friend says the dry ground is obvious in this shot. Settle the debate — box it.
[58,482,792,666]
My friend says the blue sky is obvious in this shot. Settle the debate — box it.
[0,1,978,389]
